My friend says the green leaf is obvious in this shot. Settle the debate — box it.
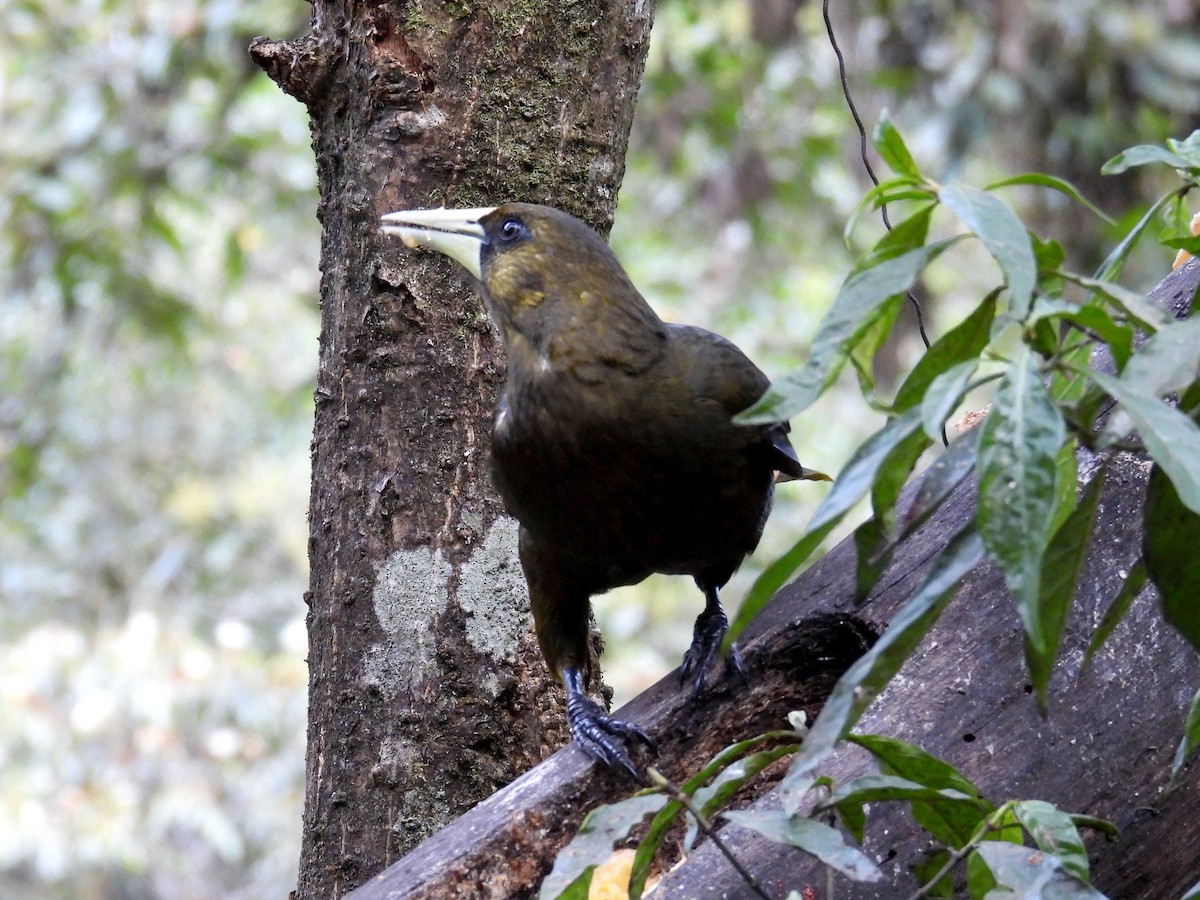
[740,240,956,423]
[1020,465,1100,706]
[1032,234,1067,274]
[821,773,978,808]
[1081,560,1147,672]
[540,794,668,900]
[1093,189,1181,282]
[820,774,986,852]
[727,408,926,647]
[921,360,981,440]
[683,745,799,851]
[853,518,892,606]
[1118,317,1200,397]
[1092,372,1200,514]
[722,810,883,882]
[1066,814,1120,839]
[629,731,798,898]
[1162,234,1200,255]
[1047,438,1079,540]
[1101,144,1194,175]
[975,841,1107,898]
[986,173,1115,224]
[1172,684,1200,783]
[1012,800,1090,881]
[848,735,981,795]
[1184,877,1200,900]
[940,181,1037,319]
[893,291,998,413]
[1028,298,1135,373]
[967,848,998,899]
[861,204,935,268]
[874,111,921,180]
[850,295,904,399]
[1143,464,1200,655]
[778,528,986,812]
[843,175,927,247]
[847,735,990,848]
[1167,130,1200,167]
[977,347,1066,695]
[854,402,939,599]
[912,848,955,898]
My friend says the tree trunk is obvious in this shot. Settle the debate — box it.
[250,3,655,896]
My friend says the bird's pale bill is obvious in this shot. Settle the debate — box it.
[380,207,496,279]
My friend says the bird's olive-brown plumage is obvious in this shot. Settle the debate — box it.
[380,203,826,777]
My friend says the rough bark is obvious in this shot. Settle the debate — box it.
[342,262,1200,898]
[250,3,656,897]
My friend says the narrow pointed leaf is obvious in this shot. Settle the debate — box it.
[853,416,934,601]
[847,735,990,848]
[727,409,925,646]
[740,240,956,423]
[1093,189,1180,282]
[1172,684,1200,782]
[683,745,798,851]
[858,203,935,269]
[779,528,986,812]
[1118,317,1200,397]
[893,292,997,412]
[1101,143,1194,175]
[1092,372,1200,514]
[1022,465,1100,705]
[977,348,1066,686]
[723,810,883,882]
[819,774,986,850]
[986,172,1114,224]
[1012,800,1090,881]
[848,734,983,797]
[975,842,1107,898]
[1144,464,1200,655]
[873,111,921,180]
[940,181,1037,319]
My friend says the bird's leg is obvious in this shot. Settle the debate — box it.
[563,667,657,781]
[680,583,746,694]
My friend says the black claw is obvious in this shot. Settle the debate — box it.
[681,592,736,694]
[564,669,656,780]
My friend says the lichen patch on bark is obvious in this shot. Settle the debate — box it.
[365,547,452,698]
[457,517,530,670]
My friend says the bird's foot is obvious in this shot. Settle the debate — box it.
[680,602,746,694]
[566,689,657,781]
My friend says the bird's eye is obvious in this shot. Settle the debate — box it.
[498,216,529,245]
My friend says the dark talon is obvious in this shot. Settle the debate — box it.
[564,668,656,780]
[681,583,739,694]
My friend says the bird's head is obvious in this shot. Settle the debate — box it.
[381,203,663,369]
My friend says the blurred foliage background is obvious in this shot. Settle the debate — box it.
[1,0,1196,896]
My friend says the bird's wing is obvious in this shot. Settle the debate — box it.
[665,324,831,482]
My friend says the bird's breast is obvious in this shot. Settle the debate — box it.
[489,367,775,588]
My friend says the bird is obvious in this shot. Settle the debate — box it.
[380,203,828,778]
